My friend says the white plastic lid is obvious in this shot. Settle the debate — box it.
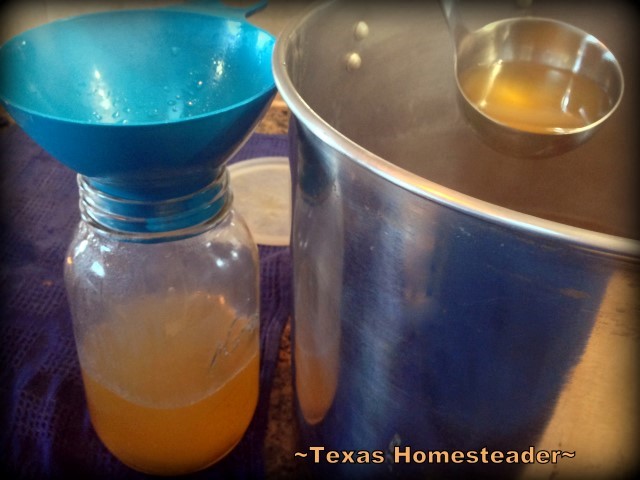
[228,156,292,246]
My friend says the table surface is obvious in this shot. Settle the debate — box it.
[253,100,305,479]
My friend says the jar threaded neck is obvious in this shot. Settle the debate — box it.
[78,170,231,241]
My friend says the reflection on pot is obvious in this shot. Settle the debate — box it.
[291,121,342,426]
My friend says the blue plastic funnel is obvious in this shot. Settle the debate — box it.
[0,0,276,199]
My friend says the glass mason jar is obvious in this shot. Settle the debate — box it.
[64,171,260,476]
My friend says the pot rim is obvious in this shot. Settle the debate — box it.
[272,1,639,260]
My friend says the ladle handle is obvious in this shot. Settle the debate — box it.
[441,0,536,47]
[440,0,468,48]
[167,0,268,20]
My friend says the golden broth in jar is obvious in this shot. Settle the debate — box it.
[78,292,259,476]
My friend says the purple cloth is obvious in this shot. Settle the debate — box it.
[0,124,292,479]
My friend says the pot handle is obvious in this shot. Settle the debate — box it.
[166,0,268,20]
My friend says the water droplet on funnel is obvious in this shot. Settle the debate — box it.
[167,100,176,106]
[112,111,120,119]
[171,46,180,56]
[196,80,204,89]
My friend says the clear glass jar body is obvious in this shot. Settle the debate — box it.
[64,177,259,476]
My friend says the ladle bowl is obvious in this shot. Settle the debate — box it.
[453,17,624,158]
[0,1,276,198]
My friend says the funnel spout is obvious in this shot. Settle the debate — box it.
[79,168,232,241]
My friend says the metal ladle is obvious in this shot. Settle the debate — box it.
[441,0,624,158]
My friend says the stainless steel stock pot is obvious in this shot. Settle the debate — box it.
[273,1,639,477]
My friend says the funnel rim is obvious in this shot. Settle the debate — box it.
[0,7,277,128]
[1,82,277,129]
